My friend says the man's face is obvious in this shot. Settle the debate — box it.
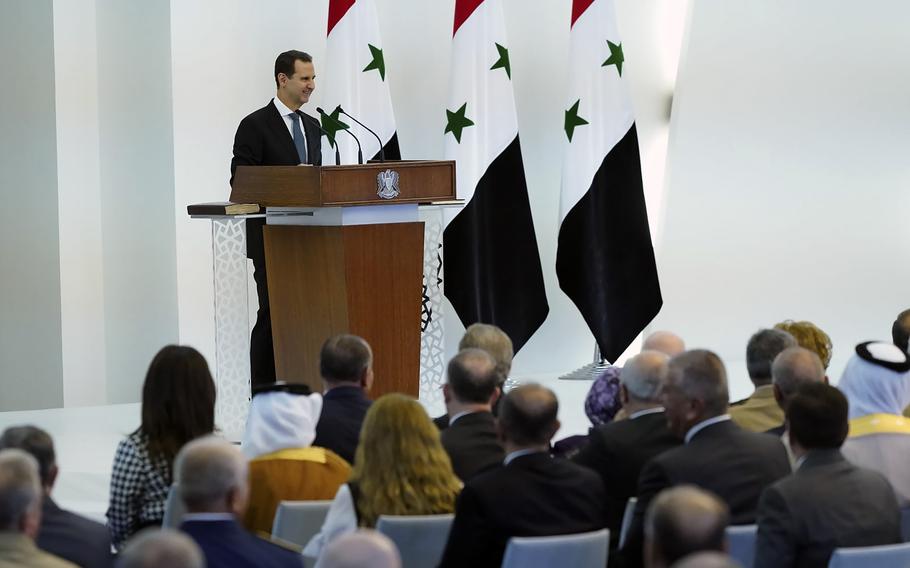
[661,369,693,438]
[278,60,316,107]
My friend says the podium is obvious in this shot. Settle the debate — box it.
[229,161,456,398]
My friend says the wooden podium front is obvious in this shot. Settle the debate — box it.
[230,161,455,397]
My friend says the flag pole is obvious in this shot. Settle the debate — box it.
[559,341,609,381]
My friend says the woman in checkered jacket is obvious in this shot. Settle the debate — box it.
[106,345,216,550]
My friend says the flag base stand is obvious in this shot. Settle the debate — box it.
[559,344,609,381]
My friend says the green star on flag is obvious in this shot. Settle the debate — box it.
[445,102,475,143]
[602,40,624,76]
[320,106,350,149]
[490,43,511,79]
[564,99,588,142]
[362,44,386,81]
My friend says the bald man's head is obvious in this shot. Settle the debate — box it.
[645,486,730,568]
[498,384,560,447]
[643,332,686,358]
[670,552,740,568]
[318,530,401,568]
[772,347,826,411]
[175,436,248,514]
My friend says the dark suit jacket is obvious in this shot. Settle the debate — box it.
[37,498,111,568]
[754,449,901,568]
[621,419,790,568]
[439,452,608,568]
[230,100,322,263]
[313,386,372,464]
[180,518,302,568]
[441,412,505,482]
[572,410,681,545]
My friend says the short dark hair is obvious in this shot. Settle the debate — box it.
[893,309,910,353]
[274,50,312,88]
[498,384,558,446]
[320,335,372,384]
[446,349,500,404]
[787,383,848,450]
[0,426,54,486]
[746,329,796,384]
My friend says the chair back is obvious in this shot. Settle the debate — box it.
[828,542,910,567]
[375,514,454,568]
[901,507,910,542]
[619,497,637,549]
[271,500,333,548]
[501,529,609,568]
[726,525,757,568]
[161,484,185,529]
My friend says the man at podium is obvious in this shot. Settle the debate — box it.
[230,50,323,386]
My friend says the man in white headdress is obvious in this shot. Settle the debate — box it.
[839,342,910,506]
[241,383,351,535]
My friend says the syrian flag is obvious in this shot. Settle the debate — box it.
[442,0,548,353]
[321,0,400,163]
[555,0,662,363]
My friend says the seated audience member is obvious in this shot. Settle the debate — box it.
[893,308,910,353]
[730,329,796,432]
[107,345,216,550]
[439,384,608,568]
[754,383,901,568]
[313,335,374,464]
[316,530,401,568]
[0,449,75,567]
[773,320,833,371]
[176,436,302,568]
[305,394,461,558]
[435,323,514,430]
[240,383,351,535]
[622,350,790,568]
[555,331,685,456]
[0,426,111,567]
[116,528,204,568]
[644,485,729,568]
[670,551,740,568]
[767,347,827,437]
[440,349,505,481]
[573,351,681,550]
[838,341,910,506]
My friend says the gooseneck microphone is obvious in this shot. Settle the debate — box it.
[337,106,385,162]
[317,107,363,165]
[314,121,340,166]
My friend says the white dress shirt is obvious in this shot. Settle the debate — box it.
[272,97,307,162]
[303,484,357,559]
[684,414,732,444]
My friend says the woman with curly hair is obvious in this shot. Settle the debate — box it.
[305,394,462,557]
[106,345,216,550]
[774,319,833,370]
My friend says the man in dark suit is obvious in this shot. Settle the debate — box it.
[440,348,505,481]
[621,350,791,568]
[572,351,681,550]
[644,485,729,568]
[0,425,111,568]
[176,437,302,568]
[439,384,608,568]
[754,383,901,568]
[765,347,826,444]
[230,50,322,387]
[313,335,373,464]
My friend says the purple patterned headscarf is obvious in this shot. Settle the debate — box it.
[585,365,623,426]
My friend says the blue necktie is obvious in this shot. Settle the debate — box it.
[289,112,308,164]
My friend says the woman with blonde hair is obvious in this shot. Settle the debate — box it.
[305,394,462,557]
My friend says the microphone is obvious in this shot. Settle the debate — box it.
[314,108,341,165]
[317,106,363,165]
[337,106,384,162]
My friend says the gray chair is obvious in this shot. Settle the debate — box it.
[500,528,609,568]
[271,500,333,548]
[901,507,910,542]
[619,497,637,549]
[376,514,454,568]
[726,525,757,568]
[828,542,910,567]
[161,484,185,529]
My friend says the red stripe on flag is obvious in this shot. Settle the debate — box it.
[327,0,355,35]
[453,0,484,35]
[571,0,595,27]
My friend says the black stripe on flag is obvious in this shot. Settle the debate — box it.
[371,132,401,161]
[443,136,549,352]
[556,123,662,362]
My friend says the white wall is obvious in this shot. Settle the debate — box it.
[655,0,910,400]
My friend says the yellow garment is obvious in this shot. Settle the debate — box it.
[0,534,77,568]
[729,385,784,432]
[849,413,910,438]
[242,446,351,536]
